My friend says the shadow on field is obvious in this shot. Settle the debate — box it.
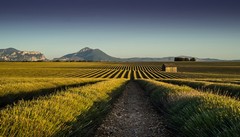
[0,81,100,108]
[53,82,127,137]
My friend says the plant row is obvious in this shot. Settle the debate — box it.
[138,80,240,137]
[63,69,183,79]
[160,79,240,99]
[0,79,127,137]
[0,78,101,107]
[196,79,240,85]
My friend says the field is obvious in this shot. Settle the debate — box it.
[1,62,240,79]
[0,62,240,136]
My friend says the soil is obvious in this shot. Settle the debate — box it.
[94,81,169,137]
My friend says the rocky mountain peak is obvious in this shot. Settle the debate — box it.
[0,48,47,61]
[5,47,19,51]
[55,47,120,61]
[0,48,19,54]
[78,47,92,53]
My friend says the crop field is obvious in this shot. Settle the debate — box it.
[1,62,240,79]
[0,62,240,136]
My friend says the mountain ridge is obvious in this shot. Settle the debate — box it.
[54,47,121,61]
[1,47,237,62]
[0,48,47,61]
[54,47,229,62]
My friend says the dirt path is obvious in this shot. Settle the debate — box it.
[95,81,169,137]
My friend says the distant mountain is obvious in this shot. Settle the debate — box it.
[54,47,121,61]
[196,58,222,62]
[0,48,47,61]
[0,47,236,62]
[54,47,227,62]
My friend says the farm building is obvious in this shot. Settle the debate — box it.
[162,64,177,72]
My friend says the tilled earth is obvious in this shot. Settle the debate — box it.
[95,81,169,137]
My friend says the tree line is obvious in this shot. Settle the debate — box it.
[174,57,196,61]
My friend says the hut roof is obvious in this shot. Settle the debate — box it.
[162,64,177,67]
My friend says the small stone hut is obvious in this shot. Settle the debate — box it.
[162,64,177,72]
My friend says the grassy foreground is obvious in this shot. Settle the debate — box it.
[160,79,240,99]
[0,79,127,137]
[137,80,240,137]
[0,78,101,107]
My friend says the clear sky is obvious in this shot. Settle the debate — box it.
[0,0,240,59]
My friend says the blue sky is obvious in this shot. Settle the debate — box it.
[0,0,240,59]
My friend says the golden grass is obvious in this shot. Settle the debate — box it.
[0,79,128,136]
[161,79,240,99]
[138,79,240,137]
